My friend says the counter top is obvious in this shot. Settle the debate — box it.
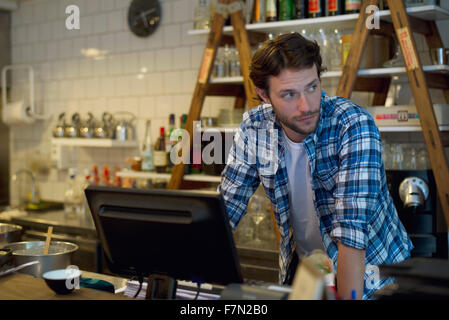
[1,209,97,237]
[0,273,130,300]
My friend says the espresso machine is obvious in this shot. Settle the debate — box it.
[386,169,448,258]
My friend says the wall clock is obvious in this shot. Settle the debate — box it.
[128,0,162,38]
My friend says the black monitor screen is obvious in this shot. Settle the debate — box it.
[85,186,243,286]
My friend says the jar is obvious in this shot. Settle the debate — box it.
[131,156,142,171]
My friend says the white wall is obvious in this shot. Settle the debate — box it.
[8,0,236,204]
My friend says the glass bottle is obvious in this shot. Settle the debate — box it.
[193,0,210,30]
[329,28,342,71]
[142,120,155,172]
[252,0,266,23]
[308,0,325,18]
[214,47,225,78]
[295,0,308,19]
[279,0,295,21]
[180,114,191,174]
[64,168,83,220]
[345,0,361,13]
[265,0,278,22]
[229,47,241,77]
[154,127,167,173]
[326,0,343,16]
[316,28,329,67]
[166,114,176,173]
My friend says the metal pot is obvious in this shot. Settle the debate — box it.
[4,241,79,277]
[52,113,66,138]
[114,111,136,141]
[0,223,22,248]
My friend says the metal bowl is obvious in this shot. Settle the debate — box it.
[4,241,79,277]
[0,223,23,248]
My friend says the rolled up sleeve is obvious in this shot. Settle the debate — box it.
[330,113,383,250]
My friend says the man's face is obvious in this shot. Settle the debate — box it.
[256,65,321,143]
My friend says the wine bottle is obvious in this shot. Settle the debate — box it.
[308,0,325,18]
[295,0,308,19]
[279,0,295,21]
[345,0,361,13]
[142,120,155,172]
[266,0,278,22]
[166,114,175,172]
[253,0,266,23]
[180,114,191,174]
[326,0,343,16]
[154,127,167,173]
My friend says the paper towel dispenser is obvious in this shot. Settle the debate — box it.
[1,64,51,125]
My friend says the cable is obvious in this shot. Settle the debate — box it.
[133,274,144,298]
[193,282,201,300]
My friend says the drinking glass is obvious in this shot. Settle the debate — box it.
[249,194,265,247]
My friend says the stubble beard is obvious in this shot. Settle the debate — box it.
[273,107,320,137]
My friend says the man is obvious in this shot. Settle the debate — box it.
[218,32,413,300]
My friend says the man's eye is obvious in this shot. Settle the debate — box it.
[282,92,294,99]
[307,85,317,93]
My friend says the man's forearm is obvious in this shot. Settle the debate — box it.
[336,242,366,300]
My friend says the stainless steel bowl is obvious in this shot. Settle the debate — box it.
[0,223,22,248]
[4,241,78,277]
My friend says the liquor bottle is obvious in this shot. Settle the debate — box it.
[180,114,191,174]
[142,120,155,172]
[295,0,308,19]
[154,127,167,173]
[166,114,175,172]
[279,0,295,21]
[344,0,361,13]
[308,0,325,18]
[252,0,266,23]
[326,0,343,16]
[266,0,277,22]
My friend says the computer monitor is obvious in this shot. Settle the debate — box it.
[85,186,243,291]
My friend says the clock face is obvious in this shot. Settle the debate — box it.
[128,0,162,38]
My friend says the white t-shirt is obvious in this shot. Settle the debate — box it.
[283,131,325,258]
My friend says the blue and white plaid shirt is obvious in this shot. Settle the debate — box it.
[219,92,413,299]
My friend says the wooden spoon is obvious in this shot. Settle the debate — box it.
[43,226,53,255]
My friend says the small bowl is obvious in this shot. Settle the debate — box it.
[43,268,82,294]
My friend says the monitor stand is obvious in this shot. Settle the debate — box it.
[145,274,177,300]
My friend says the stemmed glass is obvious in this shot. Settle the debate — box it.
[249,195,265,247]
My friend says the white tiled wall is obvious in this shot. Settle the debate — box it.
[6,0,449,205]
[8,0,234,204]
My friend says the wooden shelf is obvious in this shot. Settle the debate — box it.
[188,5,449,36]
[210,65,449,84]
[116,171,222,183]
[378,125,449,132]
[51,138,139,148]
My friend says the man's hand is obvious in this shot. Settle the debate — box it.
[336,242,365,300]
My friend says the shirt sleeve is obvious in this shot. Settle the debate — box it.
[218,124,260,230]
[330,112,383,250]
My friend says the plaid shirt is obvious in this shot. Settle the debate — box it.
[219,92,413,299]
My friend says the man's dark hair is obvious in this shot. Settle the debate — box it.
[249,32,325,96]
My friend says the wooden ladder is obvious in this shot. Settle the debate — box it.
[337,0,449,228]
[167,0,258,190]
[166,0,281,246]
